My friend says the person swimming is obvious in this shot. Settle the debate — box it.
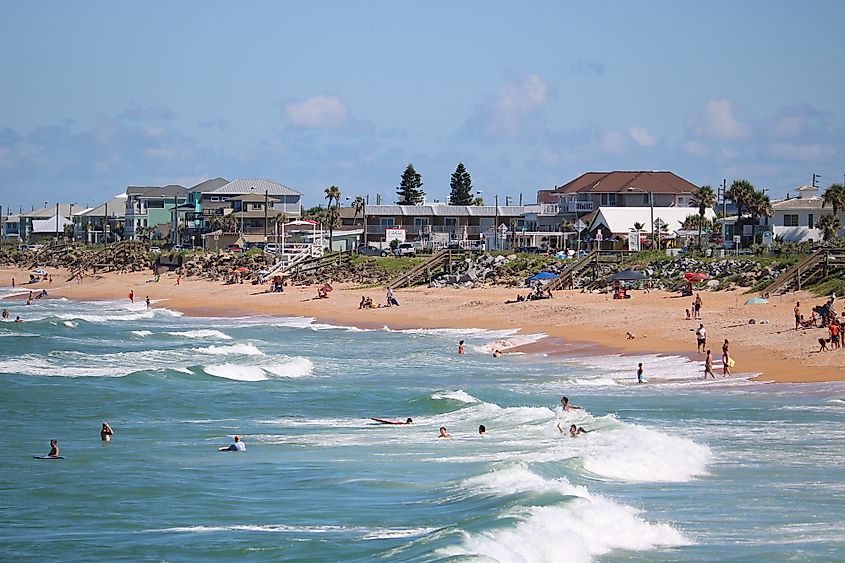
[100,422,114,442]
[560,396,582,411]
[478,424,487,435]
[218,435,246,452]
[492,349,502,358]
[438,427,451,439]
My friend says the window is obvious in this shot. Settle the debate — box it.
[600,193,617,206]
[413,217,428,227]
[783,214,799,227]
[808,214,814,228]
[209,196,220,202]
[146,200,165,209]
[251,203,262,210]
[443,217,458,227]
[643,194,650,205]
[379,218,395,227]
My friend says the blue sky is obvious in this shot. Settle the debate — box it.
[1,0,844,210]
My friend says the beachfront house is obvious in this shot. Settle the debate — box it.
[178,178,303,246]
[588,206,717,250]
[125,184,188,240]
[18,203,79,243]
[76,195,127,244]
[538,171,698,221]
[769,185,845,243]
[1,213,21,243]
[357,203,527,249]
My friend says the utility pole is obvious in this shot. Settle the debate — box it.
[55,202,59,242]
[264,189,268,243]
[104,202,109,245]
[494,194,499,250]
[722,178,727,246]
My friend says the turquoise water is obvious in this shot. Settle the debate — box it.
[1,291,844,562]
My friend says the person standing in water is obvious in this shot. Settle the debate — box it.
[458,340,465,355]
[128,289,134,303]
[704,349,715,379]
[100,422,114,442]
[145,296,151,309]
[637,363,645,384]
[722,339,732,376]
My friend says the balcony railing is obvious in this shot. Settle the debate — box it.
[567,201,594,213]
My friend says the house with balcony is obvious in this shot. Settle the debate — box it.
[76,195,127,243]
[18,204,78,242]
[538,171,699,221]
[1,213,21,242]
[770,185,845,243]
[125,184,189,240]
[357,203,527,248]
[178,178,303,245]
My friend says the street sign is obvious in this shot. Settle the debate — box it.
[762,231,773,247]
[595,230,603,242]
[628,230,641,252]
[574,220,586,233]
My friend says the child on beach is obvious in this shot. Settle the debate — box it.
[637,363,645,384]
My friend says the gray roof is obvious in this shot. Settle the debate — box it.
[229,193,280,203]
[21,203,77,219]
[126,184,188,198]
[772,197,826,210]
[79,195,127,218]
[210,179,301,197]
[189,177,229,193]
[364,204,527,217]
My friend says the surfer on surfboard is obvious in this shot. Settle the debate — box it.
[371,417,413,425]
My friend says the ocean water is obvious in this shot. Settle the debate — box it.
[1,290,844,562]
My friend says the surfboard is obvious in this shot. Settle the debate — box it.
[370,417,410,425]
[33,455,64,460]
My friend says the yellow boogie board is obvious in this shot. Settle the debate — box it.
[727,358,736,368]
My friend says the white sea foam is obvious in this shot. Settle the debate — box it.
[62,320,78,328]
[262,357,314,378]
[149,524,435,539]
[203,364,268,381]
[196,343,264,356]
[166,329,232,340]
[431,390,480,404]
[132,330,153,337]
[56,310,156,323]
[0,356,130,377]
[445,464,690,562]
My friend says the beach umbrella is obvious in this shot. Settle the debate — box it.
[684,272,710,282]
[527,271,559,281]
[608,269,647,281]
[744,297,769,305]
[31,269,48,276]
[235,267,250,273]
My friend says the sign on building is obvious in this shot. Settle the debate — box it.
[628,230,641,252]
[385,228,406,243]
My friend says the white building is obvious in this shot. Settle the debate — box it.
[589,206,715,238]
[771,185,844,242]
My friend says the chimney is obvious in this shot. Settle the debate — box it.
[797,185,818,200]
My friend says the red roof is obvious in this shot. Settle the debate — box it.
[548,171,698,195]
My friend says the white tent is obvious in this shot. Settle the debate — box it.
[31,215,73,234]
[589,206,716,235]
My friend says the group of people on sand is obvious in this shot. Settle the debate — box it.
[795,299,845,352]
[684,295,734,379]
[357,288,400,310]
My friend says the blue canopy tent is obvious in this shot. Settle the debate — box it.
[527,272,559,281]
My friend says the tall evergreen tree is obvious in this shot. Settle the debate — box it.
[448,162,474,205]
[396,164,425,205]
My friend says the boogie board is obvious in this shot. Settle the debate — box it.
[727,358,736,368]
[370,417,411,425]
[33,456,64,460]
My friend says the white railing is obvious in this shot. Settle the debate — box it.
[567,201,593,212]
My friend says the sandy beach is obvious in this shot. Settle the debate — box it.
[3,266,843,383]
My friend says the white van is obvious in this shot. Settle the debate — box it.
[264,243,282,254]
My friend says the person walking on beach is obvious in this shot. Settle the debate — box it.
[636,363,645,384]
[145,296,150,309]
[100,422,114,442]
[11,277,14,288]
[128,289,134,303]
[696,324,706,353]
[794,301,801,330]
[560,396,582,411]
[704,349,715,379]
[722,339,732,376]
[694,293,703,319]
[176,275,181,286]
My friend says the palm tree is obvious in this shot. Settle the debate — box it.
[816,214,842,241]
[351,196,365,225]
[822,183,845,216]
[691,185,717,250]
[747,190,773,244]
[726,180,755,243]
[324,185,341,252]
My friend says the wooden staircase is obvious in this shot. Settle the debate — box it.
[262,250,354,282]
[759,248,845,297]
[545,251,598,291]
[386,250,466,288]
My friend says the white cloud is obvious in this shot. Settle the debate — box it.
[598,131,627,154]
[685,99,751,140]
[284,95,349,129]
[466,73,550,139]
[629,127,656,146]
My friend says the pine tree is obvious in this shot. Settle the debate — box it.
[448,162,474,205]
[396,164,425,205]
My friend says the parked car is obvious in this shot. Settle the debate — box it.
[148,246,161,253]
[394,242,417,256]
[357,245,389,257]
[264,243,281,254]
[171,244,192,252]
[225,244,243,253]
